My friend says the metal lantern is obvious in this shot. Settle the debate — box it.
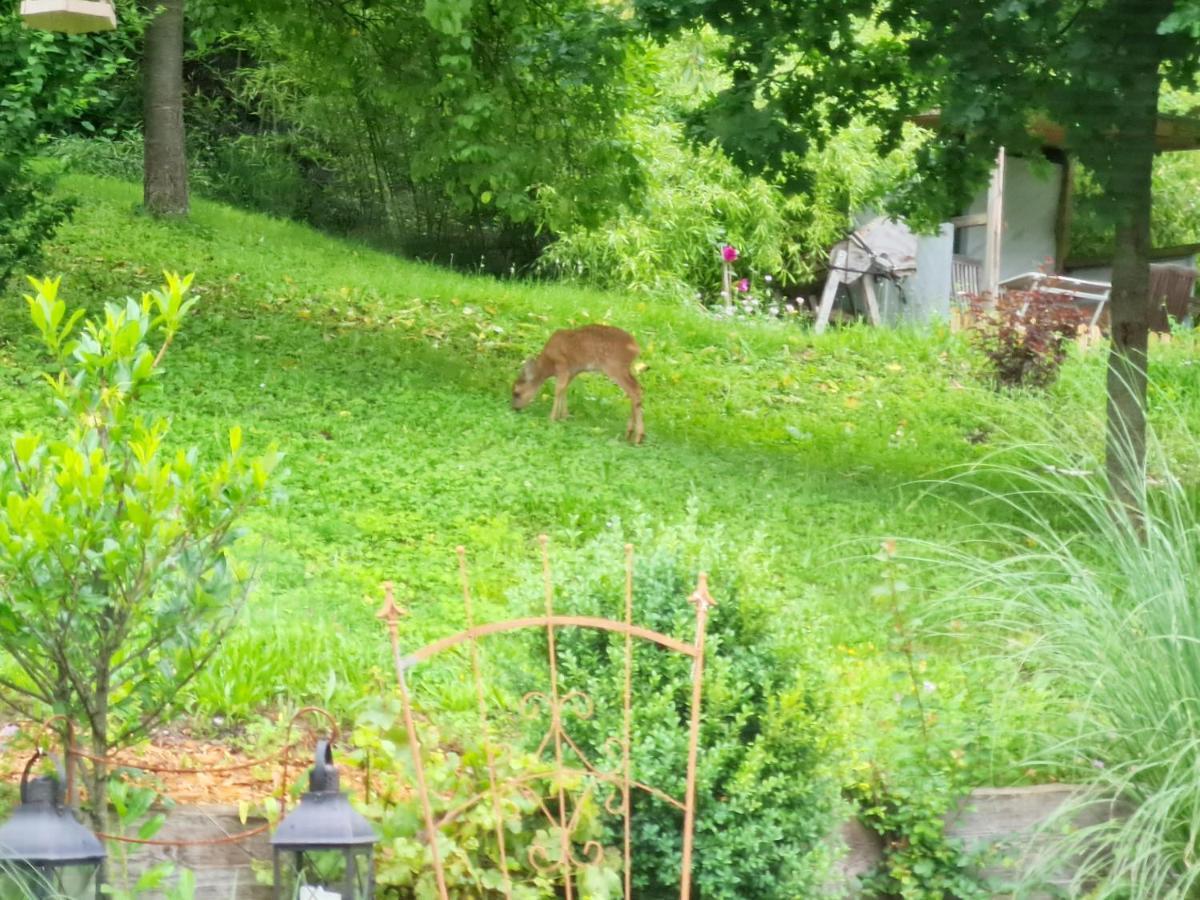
[19,0,116,33]
[271,741,378,900]
[0,756,105,899]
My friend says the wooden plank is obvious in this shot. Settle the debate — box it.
[983,147,1006,300]
[814,248,847,335]
[860,274,882,326]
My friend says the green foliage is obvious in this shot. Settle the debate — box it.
[102,781,195,900]
[48,135,144,184]
[0,16,133,285]
[0,271,280,818]
[352,696,621,898]
[507,514,842,898]
[220,0,640,235]
[634,0,1200,229]
[1071,140,1200,259]
[846,543,987,900]
[15,177,1200,843]
[539,119,797,298]
[541,115,918,298]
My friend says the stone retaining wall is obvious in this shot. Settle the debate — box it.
[839,783,1113,898]
[120,805,271,899]
[121,784,1103,898]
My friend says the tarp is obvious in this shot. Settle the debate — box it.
[836,217,919,283]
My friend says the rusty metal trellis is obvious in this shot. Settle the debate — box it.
[376,535,714,900]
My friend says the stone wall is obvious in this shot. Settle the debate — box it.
[122,784,1107,898]
[838,783,1114,898]
[120,805,271,899]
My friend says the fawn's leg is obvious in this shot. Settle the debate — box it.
[615,370,644,444]
[552,371,574,420]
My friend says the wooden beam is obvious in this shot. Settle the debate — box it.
[982,147,1006,300]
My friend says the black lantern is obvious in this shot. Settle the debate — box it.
[271,741,378,900]
[0,756,105,899]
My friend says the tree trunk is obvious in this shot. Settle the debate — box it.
[143,0,188,216]
[85,672,111,834]
[1103,4,1164,522]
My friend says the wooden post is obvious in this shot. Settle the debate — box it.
[815,247,847,334]
[679,574,714,900]
[983,146,1006,300]
[860,274,882,326]
[1054,153,1075,274]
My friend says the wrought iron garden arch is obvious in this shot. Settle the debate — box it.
[375,536,713,899]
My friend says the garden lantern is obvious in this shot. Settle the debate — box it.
[19,0,116,33]
[0,757,105,899]
[271,741,378,900]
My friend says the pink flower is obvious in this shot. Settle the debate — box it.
[737,278,750,292]
[721,245,739,263]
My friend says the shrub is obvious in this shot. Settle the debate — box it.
[0,21,133,287]
[0,274,280,829]
[540,116,918,302]
[969,291,1088,389]
[845,544,988,900]
[507,513,842,899]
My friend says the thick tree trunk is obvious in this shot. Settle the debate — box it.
[143,0,188,216]
[1103,4,1164,521]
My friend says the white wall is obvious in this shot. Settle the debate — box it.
[999,156,1061,279]
[906,224,955,322]
[959,155,1062,278]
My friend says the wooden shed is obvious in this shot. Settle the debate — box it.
[814,112,1200,333]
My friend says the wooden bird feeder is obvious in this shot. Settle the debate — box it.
[19,0,117,33]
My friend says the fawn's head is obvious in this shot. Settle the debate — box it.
[511,359,539,410]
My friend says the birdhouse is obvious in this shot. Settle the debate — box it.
[19,0,117,33]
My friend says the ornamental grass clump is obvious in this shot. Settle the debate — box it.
[921,416,1200,898]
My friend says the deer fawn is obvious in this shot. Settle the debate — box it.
[511,324,645,444]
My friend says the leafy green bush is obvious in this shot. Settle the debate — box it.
[538,118,798,299]
[351,695,621,898]
[0,274,280,828]
[845,543,988,900]
[1068,86,1200,261]
[47,134,144,184]
[0,24,132,286]
[507,513,842,899]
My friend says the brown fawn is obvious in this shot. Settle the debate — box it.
[511,324,645,444]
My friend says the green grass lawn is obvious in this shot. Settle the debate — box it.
[4,174,1199,779]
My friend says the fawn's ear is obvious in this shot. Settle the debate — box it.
[519,359,535,379]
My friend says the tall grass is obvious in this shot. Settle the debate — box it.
[918,408,1200,898]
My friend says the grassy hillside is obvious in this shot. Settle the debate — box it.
[4,175,1199,775]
